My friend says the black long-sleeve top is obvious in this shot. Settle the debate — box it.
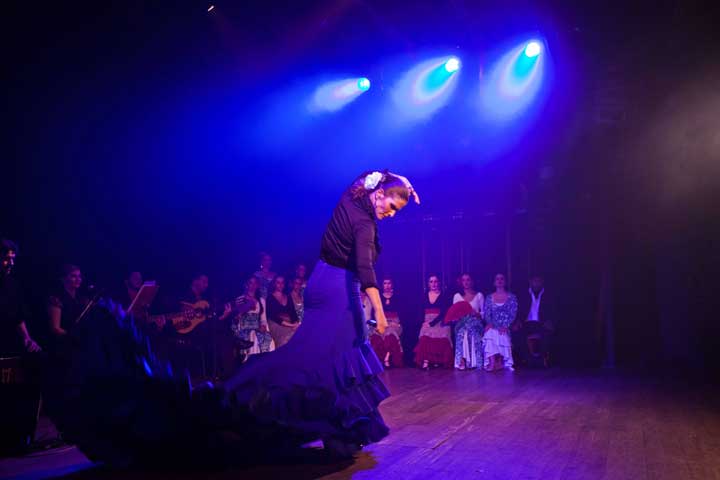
[320,190,380,291]
[266,293,300,325]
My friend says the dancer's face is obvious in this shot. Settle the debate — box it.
[428,276,440,292]
[494,274,506,289]
[383,279,393,294]
[273,276,285,293]
[372,189,408,220]
[260,255,272,271]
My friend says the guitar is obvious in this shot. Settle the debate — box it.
[148,297,257,334]
[148,300,210,335]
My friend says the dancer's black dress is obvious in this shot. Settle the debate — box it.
[42,186,390,466]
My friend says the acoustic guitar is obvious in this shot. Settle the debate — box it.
[148,297,257,334]
[147,300,210,334]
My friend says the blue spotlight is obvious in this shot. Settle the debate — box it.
[357,77,371,91]
[392,55,461,121]
[444,57,461,73]
[524,41,541,58]
[309,77,371,113]
[479,39,547,121]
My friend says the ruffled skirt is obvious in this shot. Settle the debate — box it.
[222,261,390,446]
[414,312,453,368]
[483,327,514,368]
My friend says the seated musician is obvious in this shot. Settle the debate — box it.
[47,264,88,342]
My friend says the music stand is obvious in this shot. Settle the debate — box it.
[127,281,159,317]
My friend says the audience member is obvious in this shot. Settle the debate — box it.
[266,275,299,348]
[231,276,274,356]
[453,273,484,370]
[414,274,453,370]
[514,275,554,368]
[483,273,517,372]
[253,252,276,299]
[369,277,403,368]
[290,276,305,323]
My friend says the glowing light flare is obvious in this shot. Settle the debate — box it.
[358,77,371,91]
[392,56,462,121]
[207,5,215,12]
[524,41,541,57]
[444,57,461,73]
[309,77,370,113]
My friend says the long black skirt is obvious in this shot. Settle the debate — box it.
[223,260,390,446]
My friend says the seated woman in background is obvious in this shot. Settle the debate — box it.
[369,277,403,368]
[414,274,453,370]
[483,273,518,372]
[293,263,308,295]
[253,252,276,299]
[290,276,305,323]
[266,275,300,348]
[47,264,88,343]
[231,276,275,357]
[453,273,484,370]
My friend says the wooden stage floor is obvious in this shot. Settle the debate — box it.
[2,368,719,480]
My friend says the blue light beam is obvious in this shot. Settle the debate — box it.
[479,39,546,121]
[309,77,371,113]
[392,55,462,121]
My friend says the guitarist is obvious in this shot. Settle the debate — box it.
[165,273,232,377]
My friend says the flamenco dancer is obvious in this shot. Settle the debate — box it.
[224,170,418,456]
[41,170,418,466]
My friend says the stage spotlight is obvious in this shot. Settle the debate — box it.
[309,77,371,113]
[479,39,547,120]
[392,55,461,121]
[207,4,215,12]
[524,41,541,58]
[444,57,461,73]
[358,77,371,91]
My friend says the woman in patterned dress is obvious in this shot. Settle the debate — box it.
[483,273,518,372]
[452,273,485,370]
[414,274,453,369]
[369,277,403,368]
[231,276,275,356]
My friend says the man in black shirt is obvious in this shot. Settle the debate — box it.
[0,239,40,356]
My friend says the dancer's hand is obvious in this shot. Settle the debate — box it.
[389,172,420,204]
[376,311,388,335]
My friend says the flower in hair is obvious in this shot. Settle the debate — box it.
[364,171,383,190]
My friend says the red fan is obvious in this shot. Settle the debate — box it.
[444,301,473,324]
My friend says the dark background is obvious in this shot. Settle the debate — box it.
[4,0,719,373]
